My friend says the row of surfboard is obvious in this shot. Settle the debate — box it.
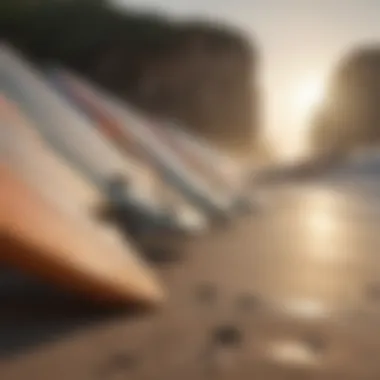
[0,43,254,306]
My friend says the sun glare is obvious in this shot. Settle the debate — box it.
[278,75,327,161]
[293,76,326,121]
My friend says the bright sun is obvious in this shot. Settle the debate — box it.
[279,76,327,160]
[293,77,326,119]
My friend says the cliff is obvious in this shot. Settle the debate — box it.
[1,0,258,158]
[309,45,380,157]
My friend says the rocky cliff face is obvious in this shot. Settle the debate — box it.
[310,46,380,157]
[2,0,258,158]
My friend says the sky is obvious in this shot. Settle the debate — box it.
[114,0,380,159]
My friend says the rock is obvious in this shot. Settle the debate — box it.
[2,0,258,158]
[310,45,380,157]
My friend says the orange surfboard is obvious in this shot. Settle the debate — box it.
[0,96,164,305]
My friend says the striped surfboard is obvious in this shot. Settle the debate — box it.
[43,67,235,221]
[46,68,208,234]
[0,44,199,234]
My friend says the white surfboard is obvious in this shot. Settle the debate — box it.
[0,44,197,232]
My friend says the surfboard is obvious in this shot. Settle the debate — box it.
[161,123,254,214]
[44,66,233,221]
[46,68,208,234]
[0,44,197,233]
[0,95,163,305]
